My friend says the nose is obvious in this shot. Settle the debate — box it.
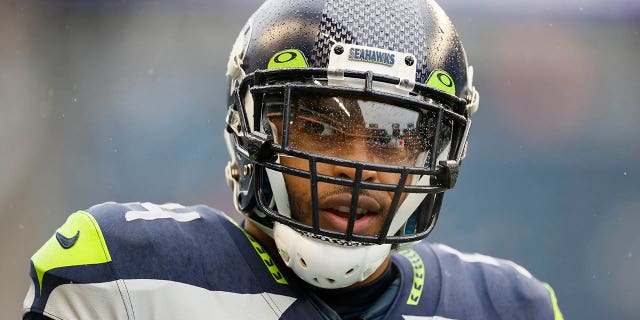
[332,164,379,183]
[330,139,379,182]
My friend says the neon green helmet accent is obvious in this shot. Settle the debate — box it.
[268,49,309,70]
[31,211,112,293]
[544,283,565,320]
[426,69,456,95]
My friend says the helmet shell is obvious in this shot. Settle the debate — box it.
[234,0,472,99]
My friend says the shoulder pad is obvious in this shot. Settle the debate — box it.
[432,243,563,319]
[31,210,111,293]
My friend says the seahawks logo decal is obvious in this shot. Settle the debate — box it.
[348,48,395,66]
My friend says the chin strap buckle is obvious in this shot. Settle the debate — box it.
[438,160,460,189]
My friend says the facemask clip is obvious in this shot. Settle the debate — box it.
[247,131,276,162]
[438,160,460,189]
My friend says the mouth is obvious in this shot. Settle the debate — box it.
[324,206,370,219]
[318,194,383,235]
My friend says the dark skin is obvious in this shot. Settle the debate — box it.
[248,95,424,287]
[244,145,404,287]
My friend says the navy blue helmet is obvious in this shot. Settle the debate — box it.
[224,0,479,247]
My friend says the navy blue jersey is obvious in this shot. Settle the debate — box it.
[24,202,563,319]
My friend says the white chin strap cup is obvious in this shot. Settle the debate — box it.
[273,222,391,289]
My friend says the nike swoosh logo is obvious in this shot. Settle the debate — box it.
[56,230,80,249]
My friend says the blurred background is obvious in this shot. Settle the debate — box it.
[1,0,638,318]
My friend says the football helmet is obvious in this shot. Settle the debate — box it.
[225,0,478,288]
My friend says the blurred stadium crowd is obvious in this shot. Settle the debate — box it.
[1,1,638,319]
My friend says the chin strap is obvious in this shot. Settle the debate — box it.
[273,222,391,289]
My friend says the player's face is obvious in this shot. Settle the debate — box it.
[267,94,428,237]
[280,154,404,237]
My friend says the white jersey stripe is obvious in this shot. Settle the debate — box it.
[43,279,297,320]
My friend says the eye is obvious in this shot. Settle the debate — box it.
[300,118,337,137]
